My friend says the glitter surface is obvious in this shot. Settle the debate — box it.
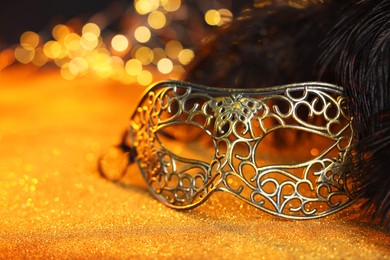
[0,67,389,259]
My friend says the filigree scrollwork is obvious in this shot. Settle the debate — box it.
[128,80,355,218]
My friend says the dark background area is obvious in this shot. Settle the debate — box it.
[0,0,116,46]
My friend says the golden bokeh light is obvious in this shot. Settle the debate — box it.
[205,9,220,26]
[218,9,233,26]
[135,46,154,65]
[82,23,101,38]
[14,46,35,64]
[52,24,71,41]
[89,51,113,79]
[310,148,319,156]
[111,34,129,53]
[165,40,183,59]
[157,58,173,74]
[161,0,181,12]
[125,59,143,76]
[64,33,82,52]
[178,48,195,65]
[137,70,153,86]
[20,31,40,50]
[134,0,160,15]
[80,33,100,51]
[7,1,232,84]
[148,11,166,29]
[134,26,151,43]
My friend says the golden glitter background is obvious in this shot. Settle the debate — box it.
[0,67,389,259]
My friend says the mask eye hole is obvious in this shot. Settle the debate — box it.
[254,128,340,167]
[155,124,214,163]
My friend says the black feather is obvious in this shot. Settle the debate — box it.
[184,0,390,228]
[320,0,390,228]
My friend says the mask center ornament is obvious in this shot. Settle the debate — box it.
[108,80,355,219]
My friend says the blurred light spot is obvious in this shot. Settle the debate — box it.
[15,46,34,64]
[137,70,153,86]
[161,0,181,12]
[135,46,154,65]
[152,47,166,64]
[148,11,166,29]
[64,33,81,52]
[43,41,63,59]
[82,23,101,38]
[135,0,160,15]
[90,51,112,78]
[20,31,40,50]
[311,148,319,156]
[157,58,173,74]
[165,40,183,59]
[178,48,194,65]
[82,32,98,42]
[218,9,233,26]
[205,9,220,26]
[81,33,99,50]
[52,24,70,41]
[125,59,142,76]
[111,34,129,52]
[32,48,48,67]
[134,26,151,43]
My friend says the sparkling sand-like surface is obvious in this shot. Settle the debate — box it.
[0,67,389,259]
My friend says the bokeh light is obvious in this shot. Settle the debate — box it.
[165,40,183,59]
[125,59,143,76]
[135,46,154,65]
[52,24,71,41]
[134,26,151,43]
[82,23,101,38]
[135,0,160,15]
[111,34,129,53]
[205,9,220,26]
[43,41,63,59]
[6,1,236,86]
[218,9,233,26]
[14,46,34,64]
[161,0,181,12]
[178,49,195,65]
[137,70,153,86]
[148,11,166,29]
[157,58,173,74]
[20,31,40,50]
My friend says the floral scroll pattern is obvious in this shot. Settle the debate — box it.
[130,81,355,219]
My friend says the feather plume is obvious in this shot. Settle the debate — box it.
[185,0,390,228]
